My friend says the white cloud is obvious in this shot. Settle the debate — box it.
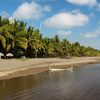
[84,33,98,38]
[66,0,97,6]
[43,6,52,12]
[89,13,95,17]
[43,11,89,29]
[83,27,100,38]
[66,0,100,10]
[58,30,72,36]
[98,4,100,10]
[0,11,9,18]
[12,2,51,20]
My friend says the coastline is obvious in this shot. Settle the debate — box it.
[0,57,100,80]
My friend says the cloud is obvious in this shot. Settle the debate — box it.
[83,27,100,38]
[0,11,9,18]
[66,0,97,6]
[66,0,100,10]
[12,2,51,20]
[43,11,89,29]
[98,4,100,10]
[58,30,72,36]
[43,6,52,12]
[83,34,98,38]
[89,13,95,17]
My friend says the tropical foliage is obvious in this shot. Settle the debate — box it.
[0,16,100,58]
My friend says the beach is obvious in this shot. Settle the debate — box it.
[0,57,100,80]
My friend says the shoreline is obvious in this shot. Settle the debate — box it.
[0,57,100,80]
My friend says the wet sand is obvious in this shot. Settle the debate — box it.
[0,57,100,80]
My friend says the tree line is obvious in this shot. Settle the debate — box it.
[0,16,100,58]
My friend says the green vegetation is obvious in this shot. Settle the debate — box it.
[0,17,100,58]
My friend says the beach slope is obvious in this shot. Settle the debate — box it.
[0,57,100,80]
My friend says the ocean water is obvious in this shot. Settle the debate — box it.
[0,64,100,100]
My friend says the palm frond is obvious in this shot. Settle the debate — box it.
[0,35,6,48]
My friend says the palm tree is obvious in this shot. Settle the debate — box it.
[10,20,27,49]
[0,18,27,58]
[0,34,6,52]
[9,20,28,57]
[42,37,55,57]
[25,26,42,57]
[0,25,11,58]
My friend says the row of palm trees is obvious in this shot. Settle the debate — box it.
[0,17,41,58]
[0,16,100,58]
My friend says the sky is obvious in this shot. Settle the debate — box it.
[0,0,100,49]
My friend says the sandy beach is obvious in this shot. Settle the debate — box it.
[0,57,100,80]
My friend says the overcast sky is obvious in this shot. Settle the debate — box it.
[0,0,100,49]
